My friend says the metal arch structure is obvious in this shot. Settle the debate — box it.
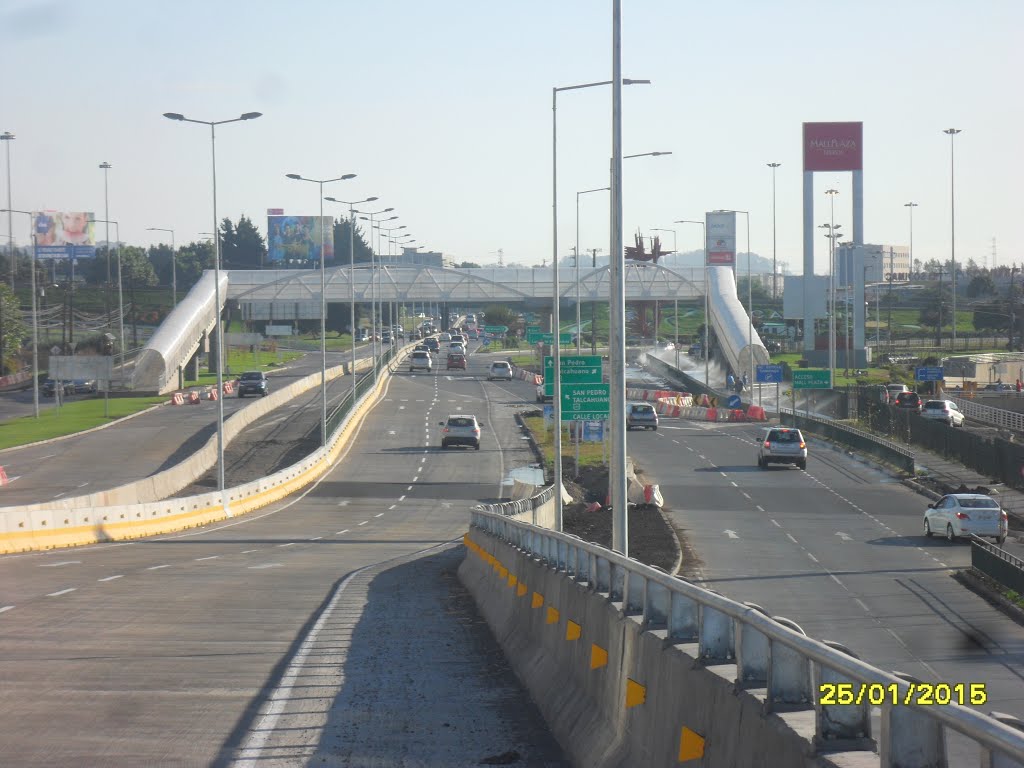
[225,262,706,303]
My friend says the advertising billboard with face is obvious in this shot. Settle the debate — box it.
[705,211,736,266]
[267,215,334,264]
[803,122,863,171]
[32,211,96,259]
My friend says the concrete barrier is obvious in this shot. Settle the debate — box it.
[0,350,402,554]
[462,511,1024,768]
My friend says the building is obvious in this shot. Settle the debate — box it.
[836,243,910,286]
[378,247,444,268]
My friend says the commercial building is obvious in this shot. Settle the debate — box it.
[836,243,910,286]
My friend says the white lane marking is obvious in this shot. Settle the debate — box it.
[249,563,283,570]
[98,575,123,582]
[388,505,396,510]
[719,472,727,478]
[672,439,680,444]
[310,536,323,541]
[37,454,56,460]
[416,466,422,473]
[835,532,852,541]
[786,534,798,544]
[421,457,427,463]
[277,543,295,548]
[411,476,418,482]
[241,550,259,554]
[730,481,738,487]
[938,562,948,568]
[724,530,739,539]
[47,588,76,597]
[741,492,751,499]
[0,606,14,614]
[196,555,220,561]
[699,455,706,459]
[770,518,780,527]
[387,430,396,436]
[807,553,819,563]
[854,598,870,612]
[687,446,694,451]
[147,564,171,571]
[77,482,90,488]
[830,574,843,586]
[358,521,368,526]
[758,506,767,513]
[398,405,405,410]
[53,492,66,499]
[406,486,413,491]
[337,500,349,507]
[336,530,349,535]
[376,513,385,518]
[39,561,80,568]
[399,495,406,501]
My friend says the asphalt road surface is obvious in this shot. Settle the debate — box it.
[0,343,567,766]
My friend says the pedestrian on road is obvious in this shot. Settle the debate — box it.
[727,372,735,391]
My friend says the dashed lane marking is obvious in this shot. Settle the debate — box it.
[97,575,123,582]
[277,543,295,548]
[196,555,220,561]
[336,530,349,535]
[358,521,368,526]
[854,598,870,612]
[47,588,76,597]
[769,517,779,526]
[807,553,819,563]
[786,534,798,544]
[146,564,170,570]
[0,606,13,614]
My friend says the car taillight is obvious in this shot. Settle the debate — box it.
[763,441,771,448]
[1001,510,1008,521]
[956,511,970,520]
[799,442,806,449]
[442,428,449,433]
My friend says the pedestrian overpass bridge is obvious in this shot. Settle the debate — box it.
[131,262,768,394]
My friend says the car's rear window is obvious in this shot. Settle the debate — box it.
[632,405,654,414]
[492,363,510,370]
[448,417,474,427]
[448,354,464,361]
[924,401,947,409]
[768,430,800,443]
[240,372,262,380]
[959,498,998,508]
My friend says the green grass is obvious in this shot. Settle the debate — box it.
[524,416,604,469]
[0,396,167,450]
[185,349,303,387]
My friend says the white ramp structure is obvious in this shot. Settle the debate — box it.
[131,271,226,394]
[707,265,769,384]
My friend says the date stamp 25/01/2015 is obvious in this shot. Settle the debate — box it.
[819,682,987,707]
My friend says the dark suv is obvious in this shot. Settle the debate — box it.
[237,371,269,398]
[894,391,922,413]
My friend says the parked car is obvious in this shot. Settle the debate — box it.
[439,413,482,450]
[924,493,1007,544]
[237,371,269,397]
[626,402,659,430]
[894,391,923,413]
[409,350,433,372]
[757,427,807,470]
[921,399,964,427]
[487,361,513,381]
[41,379,76,397]
[446,353,467,370]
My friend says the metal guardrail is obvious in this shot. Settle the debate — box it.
[781,407,916,474]
[950,395,1024,434]
[474,485,555,518]
[470,509,1024,766]
[971,536,1024,595]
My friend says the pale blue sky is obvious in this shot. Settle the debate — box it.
[2,0,1021,275]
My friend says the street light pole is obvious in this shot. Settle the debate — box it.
[576,186,609,356]
[146,227,176,307]
[676,220,708,385]
[824,188,840,386]
[0,206,38,416]
[2,132,13,290]
[768,163,781,299]
[100,162,112,341]
[944,128,962,348]
[286,173,357,446]
[163,110,262,505]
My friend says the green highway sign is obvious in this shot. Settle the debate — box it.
[526,330,541,343]
[484,325,508,334]
[531,332,572,345]
[560,383,610,420]
[792,369,832,390]
[544,355,602,397]
[526,325,541,334]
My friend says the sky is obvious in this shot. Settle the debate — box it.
[2,0,1022,277]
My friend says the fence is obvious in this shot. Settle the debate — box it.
[949,395,1024,434]
[469,508,1024,766]
[781,408,916,474]
[971,536,1024,595]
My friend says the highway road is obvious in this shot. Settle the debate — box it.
[0,346,373,507]
[0,342,567,766]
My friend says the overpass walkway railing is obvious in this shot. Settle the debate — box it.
[469,508,1024,767]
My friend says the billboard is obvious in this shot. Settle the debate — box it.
[803,122,863,171]
[705,211,736,266]
[267,215,334,264]
[33,211,96,259]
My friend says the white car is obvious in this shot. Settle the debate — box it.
[449,342,466,356]
[409,350,433,372]
[439,332,452,343]
[924,494,1007,544]
[487,361,513,381]
[921,399,964,427]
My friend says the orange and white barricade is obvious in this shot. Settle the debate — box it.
[170,392,185,406]
[207,387,219,401]
[188,391,201,405]
[0,466,9,486]
[223,380,235,395]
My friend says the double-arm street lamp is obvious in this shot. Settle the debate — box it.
[2,132,14,290]
[767,163,782,299]
[359,211,397,371]
[575,186,610,354]
[325,195,379,405]
[286,172,357,446]
[944,128,962,346]
[676,219,708,386]
[145,227,176,307]
[163,110,262,505]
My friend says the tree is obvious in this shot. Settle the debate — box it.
[148,244,175,289]
[456,261,481,269]
[120,246,158,347]
[332,218,372,265]
[174,240,215,291]
[918,284,950,331]
[0,282,27,375]
[481,304,517,328]
[972,301,1008,332]
[232,215,267,268]
[966,273,996,298]
[218,217,238,269]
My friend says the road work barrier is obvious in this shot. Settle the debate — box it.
[170,392,185,405]
[460,509,1024,768]
[0,349,403,553]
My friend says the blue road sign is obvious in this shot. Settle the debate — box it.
[726,394,742,408]
[756,364,784,384]
[915,366,944,382]
[582,420,604,443]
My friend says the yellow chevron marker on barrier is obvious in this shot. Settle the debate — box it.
[566,620,581,641]
[546,606,559,624]
[531,592,544,609]
[499,566,508,579]
[590,644,608,669]
[516,582,528,597]
[625,678,646,708]
[507,573,517,587]
[678,727,706,761]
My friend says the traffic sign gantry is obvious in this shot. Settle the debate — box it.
[560,383,610,421]
[792,369,831,390]
[544,355,602,397]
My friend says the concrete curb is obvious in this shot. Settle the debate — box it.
[954,568,1024,628]
[0,399,168,455]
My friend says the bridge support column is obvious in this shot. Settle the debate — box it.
[441,303,450,331]
[208,327,220,374]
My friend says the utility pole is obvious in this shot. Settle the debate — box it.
[936,263,945,348]
[591,247,601,355]
[1010,265,1018,353]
